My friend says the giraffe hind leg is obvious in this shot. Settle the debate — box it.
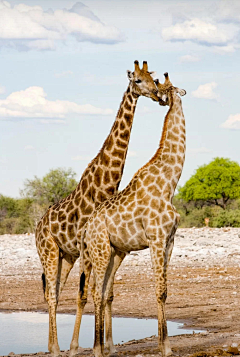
[105,248,126,355]
[149,238,172,357]
[91,247,124,357]
[90,240,113,357]
[37,231,61,356]
[70,252,92,356]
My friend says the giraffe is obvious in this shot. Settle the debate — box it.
[79,72,186,357]
[35,60,159,356]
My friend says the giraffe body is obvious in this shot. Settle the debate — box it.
[81,74,186,357]
[35,61,159,356]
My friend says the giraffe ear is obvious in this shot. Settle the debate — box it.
[175,87,187,96]
[127,70,134,81]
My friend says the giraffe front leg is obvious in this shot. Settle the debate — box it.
[70,256,92,356]
[149,240,172,357]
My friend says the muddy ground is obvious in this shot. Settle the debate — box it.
[1,229,240,357]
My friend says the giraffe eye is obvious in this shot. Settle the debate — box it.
[135,79,142,84]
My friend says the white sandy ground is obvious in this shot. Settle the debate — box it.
[0,228,240,278]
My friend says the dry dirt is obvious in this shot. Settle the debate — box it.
[1,229,240,357]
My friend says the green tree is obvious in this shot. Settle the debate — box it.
[178,157,240,209]
[21,167,78,207]
[0,195,34,234]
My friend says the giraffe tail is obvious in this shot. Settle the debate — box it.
[42,273,46,301]
[79,225,86,298]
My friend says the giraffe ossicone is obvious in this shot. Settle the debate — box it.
[80,72,187,357]
[35,60,159,356]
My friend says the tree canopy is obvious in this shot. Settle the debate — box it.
[21,167,78,206]
[178,157,240,209]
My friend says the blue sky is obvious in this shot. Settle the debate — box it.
[0,0,240,197]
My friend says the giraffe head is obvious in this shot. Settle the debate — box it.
[127,60,159,101]
[154,72,186,105]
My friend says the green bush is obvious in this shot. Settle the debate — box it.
[0,195,34,234]
[211,209,240,227]
[176,203,240,228]
[178,206,214,228]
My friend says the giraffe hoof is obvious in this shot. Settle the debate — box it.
[70,346,84,357]
[48,345,61,357]
[104,344,117,356]
[165,347,172,356]
[69,349,77,357]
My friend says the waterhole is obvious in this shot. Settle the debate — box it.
[0,312,201,355]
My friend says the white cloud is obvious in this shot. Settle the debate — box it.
[71,155,91,161]
[188,147,211,154]
[0,1,124,51]
[24,145,34,150]
[0,85,5,94]
[192,82,219,100]
[55,70,73,78]
[221,114,240,130]
[213,44,238,54]
[179,54,200,63]
[0,86,113,120]
[217,0,240,23]
[162,18,237,47]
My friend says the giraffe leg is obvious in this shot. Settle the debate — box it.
[69,254,92,356]
[91,243,113,357]
[149,240,172,357]
[44,281,54,350]
[44,261,61,355]
[165,215,180,269]
[105,249,126,355]
[37,232,61,356]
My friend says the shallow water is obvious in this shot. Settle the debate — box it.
[0,312,200,355]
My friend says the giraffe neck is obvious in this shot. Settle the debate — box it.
[140,90,186,201]
[75,84,139,207]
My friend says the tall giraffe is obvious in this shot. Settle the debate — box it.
[79,73,186,357]
[35,60,159,356]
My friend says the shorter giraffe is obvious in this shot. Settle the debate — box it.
[79,73,187,357]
